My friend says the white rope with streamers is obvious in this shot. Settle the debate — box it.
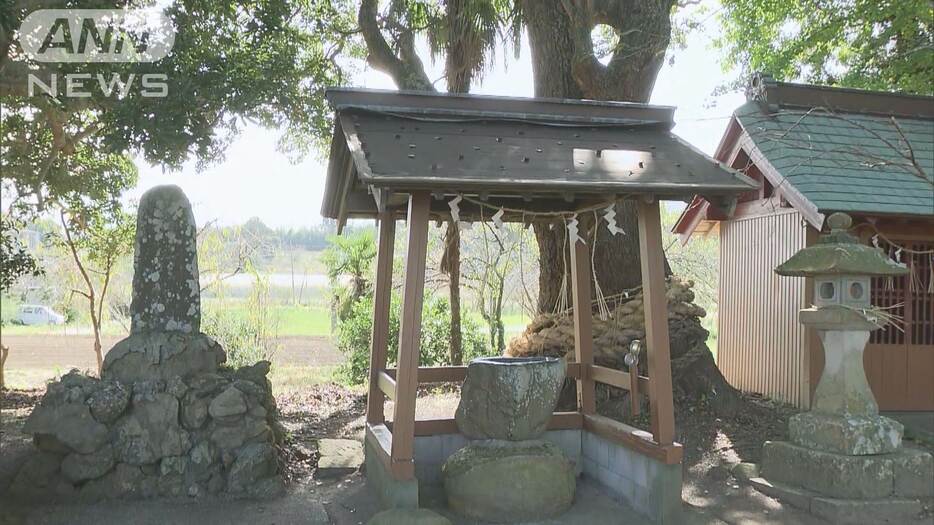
[566,214,583,245]
[448,195,462,223]
[591,211,611,320]
[603,204,624,236]
[492,208,505,230]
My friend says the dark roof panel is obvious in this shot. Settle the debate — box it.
[322,89,758,220]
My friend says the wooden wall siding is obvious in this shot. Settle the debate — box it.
[718,209,810,407]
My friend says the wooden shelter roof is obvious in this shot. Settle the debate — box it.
[322,88,757,223]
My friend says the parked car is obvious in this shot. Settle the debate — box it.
[15,305,66,325]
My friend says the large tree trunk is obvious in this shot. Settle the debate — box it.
[521,0,741,415]
[524,1,670,311]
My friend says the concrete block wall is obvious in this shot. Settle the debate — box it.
[364,439,419,509]
[581,431,682,524]
[412,429,583,486]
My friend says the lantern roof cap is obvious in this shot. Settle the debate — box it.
[775,213,909,277]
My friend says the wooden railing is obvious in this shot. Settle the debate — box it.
[363,196,683,483]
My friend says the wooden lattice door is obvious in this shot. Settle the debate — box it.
[867,240,934,410]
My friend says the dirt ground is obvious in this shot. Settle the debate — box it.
[0,334,342,371]
[2,355,932,524]
[5,383,923,525]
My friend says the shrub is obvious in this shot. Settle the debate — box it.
[336,293,489,385]
[203,270,280,369]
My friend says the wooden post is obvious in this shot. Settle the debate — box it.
[391,191,431,480]
[629,363,641,417]
[569,232,596,414]
[366,211,396,425]
[637,197,675,446]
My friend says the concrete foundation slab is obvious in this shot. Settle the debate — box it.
[789,411,902,455]
[364,439,418,509]
[762,440,894,499]
[749,476,925,525]
[811,496,922,524]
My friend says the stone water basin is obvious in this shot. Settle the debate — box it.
[454,356,566,441]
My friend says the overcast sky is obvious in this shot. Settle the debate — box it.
[127,1,745,228]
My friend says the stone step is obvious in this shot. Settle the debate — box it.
[749,477,924,525]
[316,438,364,478]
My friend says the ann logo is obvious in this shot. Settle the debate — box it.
[19,9,174,63]
[38,17,150,57]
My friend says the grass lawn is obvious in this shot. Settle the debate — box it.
[203,300,332,337]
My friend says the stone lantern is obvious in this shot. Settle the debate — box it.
[775,212,907,452]
[752,212,933,523]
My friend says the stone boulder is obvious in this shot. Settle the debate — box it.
[23,400,109,455]
[129,184,201,334]
[442,440,575,523]
[87,381,131,423]
[61,445,115,483]
[114,392,190,465]
[455,357,565,441]
[227,443,277,493]
[103,332,225,383]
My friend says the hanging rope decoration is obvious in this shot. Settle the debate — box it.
[492,208,505,230]
[591,211,611,320]
[446,193,635,317]
[448,195,462,223]
[566,214,583,245]
[872,234,934,294]
[603,204,624,236]
[555,230,570,315]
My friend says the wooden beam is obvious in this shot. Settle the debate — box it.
[377,371,396,401]
[589,364,650,392]
[637,198,676,446]
[409,412,585,436]
[629,363,641,417]
[569,235,596,414]
[385,363,584,383]
[390,191,431,480]
[583,414,682,465]
[366,211,396,425]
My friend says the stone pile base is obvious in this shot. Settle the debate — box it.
[750,440,934,524]
[441,440,575,523]
[13,362,284,501]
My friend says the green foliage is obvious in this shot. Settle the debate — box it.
[321,229,377,318]
[0,216,42,293]
[1,0,357,277]
[203,267,281,368]
[336,293,488,385]
[718,0,934,93]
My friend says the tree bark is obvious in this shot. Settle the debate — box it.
[523,0,675,312]
[0,344,8,390]
[522,0,741,415]
[442,220,464,364]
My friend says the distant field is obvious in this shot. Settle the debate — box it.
[204,300,332,337]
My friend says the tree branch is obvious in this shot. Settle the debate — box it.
[358,0,434,91]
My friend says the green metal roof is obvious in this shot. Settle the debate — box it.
[736,101,934,217]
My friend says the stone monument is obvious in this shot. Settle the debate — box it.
[14,185,283,501]
[750,213,934,524]
[442,356,576,523]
